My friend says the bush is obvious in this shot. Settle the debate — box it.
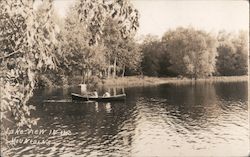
[37,75,54,88]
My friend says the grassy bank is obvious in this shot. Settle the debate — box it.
[100,75,248,87]
[38,75,248,88]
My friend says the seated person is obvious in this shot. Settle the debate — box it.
[103,92,111,97]
[91,91,98,98]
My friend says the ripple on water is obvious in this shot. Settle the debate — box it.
[6,82,248,156]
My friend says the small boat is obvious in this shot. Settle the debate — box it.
[71,93,126,102]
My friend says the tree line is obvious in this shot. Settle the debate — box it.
[50,10,248,85]
[42,7,248,87]
[140,28,248,78]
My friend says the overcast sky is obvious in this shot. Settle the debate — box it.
[52,0,249,37]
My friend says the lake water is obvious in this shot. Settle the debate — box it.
[5,81,249,157]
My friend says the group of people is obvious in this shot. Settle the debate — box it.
[80,84,111,98]
[91,91,110,98]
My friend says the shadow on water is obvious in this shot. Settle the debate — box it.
[5,81,248,156]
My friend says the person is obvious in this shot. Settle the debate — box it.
[80,84,87,95]
[92,90,98,98]
[103,92,111,97]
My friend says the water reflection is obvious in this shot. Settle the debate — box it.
[128,82,248,156]
[5,81,248,157]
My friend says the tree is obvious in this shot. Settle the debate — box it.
[0,0,57,153]
[77,0,139,45]
[216,30,248,76]
[140,35,162,76]
[119,38,142,76]
[140,34,173,77]
[58,6,107,83]
[101,18,141,78]
[0,0,57,123]
[161,27,218,79]
[55,0,140,81]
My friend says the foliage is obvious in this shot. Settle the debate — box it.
[57,6,107,83]
[140,35,161,76]
[76,0,139,45]
[101,18,141,77]
[0,0,58,154]
[161,27,218,79]
[121,38,142,75]
[37,0,140,85]
[140,28,246,78]
[216,30,248,76]
[37,74,54,87]
[0,0,57,126]
[140,35,173,76]
[0,0,139,154]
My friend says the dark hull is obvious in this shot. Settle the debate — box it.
[71,93,126,102]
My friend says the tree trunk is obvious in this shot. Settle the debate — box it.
[113,87,116,95]
[82,69,85,84]
[113,57,117,78]
[87,68,90,83]
[108,88,111,95]
[122,65,125,77]
[104,69,107,78]
[107,60,111,79]
[107,67,110,78]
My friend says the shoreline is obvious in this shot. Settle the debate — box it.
[39,75,248,89]
[99,75,248,87]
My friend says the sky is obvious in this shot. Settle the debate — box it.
[52,0,249,37]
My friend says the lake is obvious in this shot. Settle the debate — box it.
[5,81,248,157]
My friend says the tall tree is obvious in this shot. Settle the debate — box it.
[140,35,163,76]
[216,30,248,76]
[161,27,218,79]
[0,0,58,153]
[101,18,141,78]
[59,6,107,83]
[55,0,140,80]
[119,38,142,76]
[77,0,139,45]
[0,0,57,124]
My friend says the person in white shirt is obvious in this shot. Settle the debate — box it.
[92,91,98,98]
[103,92,111,97]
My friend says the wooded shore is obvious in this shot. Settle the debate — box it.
[50,75,248,88]
[100,76,248,87]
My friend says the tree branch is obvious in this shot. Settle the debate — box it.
[0,51,20,60]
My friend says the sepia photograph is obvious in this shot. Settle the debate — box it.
[0,0,249,156]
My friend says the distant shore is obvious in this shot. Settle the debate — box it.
[40,75,248,88]
[100,75,248,87]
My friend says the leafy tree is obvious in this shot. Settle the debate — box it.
[140,34,173,77]
[0,0,57,123]
[53,0,140,81]
[101,18,141,78]
[0,0,57,153]
[58,6,107,83]
[37,0,140,85]
[77,0,139,45]
[119,38,142,76]
[216,30,248,76]
[140,35,162,76]
[161,27,218,79]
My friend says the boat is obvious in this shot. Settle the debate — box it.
[71,93,126,102]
